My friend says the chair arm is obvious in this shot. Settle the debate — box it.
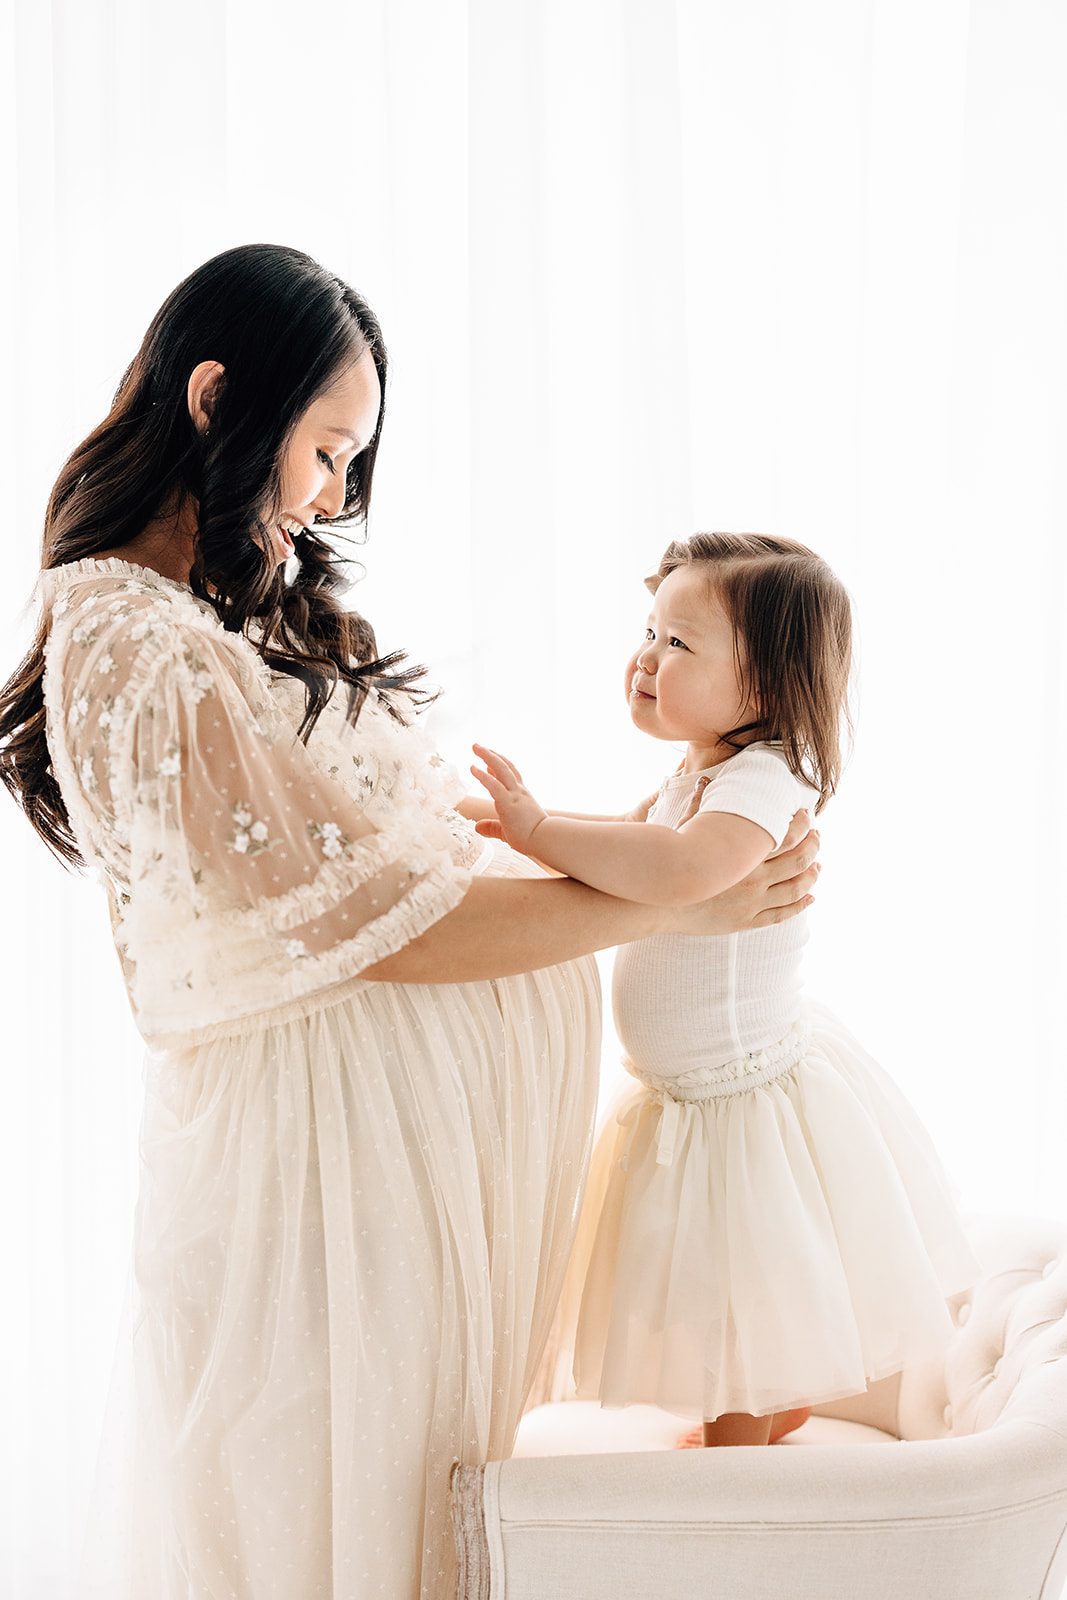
[455,1421,1067,1600]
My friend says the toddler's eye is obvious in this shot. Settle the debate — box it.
[668,636,689,650]
[645,628,655,641]
[317,450,336,473]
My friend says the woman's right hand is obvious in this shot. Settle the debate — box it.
[670,809,820,936]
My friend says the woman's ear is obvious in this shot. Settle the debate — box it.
[186,360,226,434]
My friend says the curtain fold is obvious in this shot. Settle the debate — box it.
[1,2,1064,1594]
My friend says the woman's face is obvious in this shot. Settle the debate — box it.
[267,349,383,564]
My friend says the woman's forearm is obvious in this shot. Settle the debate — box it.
[361,819,820,985]
[360,876,667,984]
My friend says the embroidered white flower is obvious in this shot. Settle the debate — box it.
[158,752,182,777]
[228,802,276,856]
[52,594,71,619]
[307,818,352,860]
[79,755,97,792]
[130,620,151,642]
[69,695,89,729]
[285,939,308,960]
[71,623,96,646]
[178,649,217,705]
[98,696,116,740]
[97,651,116,675]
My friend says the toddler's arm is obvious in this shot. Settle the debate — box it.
[471,745,773,907]
[455,791,657,826]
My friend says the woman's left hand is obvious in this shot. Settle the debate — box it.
[671,811,820,935]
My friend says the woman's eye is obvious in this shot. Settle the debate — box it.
[317,450,336,473]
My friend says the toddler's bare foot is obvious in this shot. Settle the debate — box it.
[768,1406,812,1443]
[675,1426,704,1449]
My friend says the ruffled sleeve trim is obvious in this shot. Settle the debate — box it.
[223,818,452,933]
[136,858,473,1047]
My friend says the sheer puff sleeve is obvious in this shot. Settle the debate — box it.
[42,574,472,1043]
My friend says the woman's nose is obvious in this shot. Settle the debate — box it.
[314,474,347,521]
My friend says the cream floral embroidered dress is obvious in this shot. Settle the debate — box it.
[40,558,601,1600]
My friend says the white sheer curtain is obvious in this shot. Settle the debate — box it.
[1,1,1065,1593]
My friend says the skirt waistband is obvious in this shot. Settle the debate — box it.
[619,1018,812,1167]
[625,1018,812,1103]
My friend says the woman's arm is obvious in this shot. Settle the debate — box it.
[471,745,773,905]
[361,822,819,983]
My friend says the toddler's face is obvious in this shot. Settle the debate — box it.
[625,565,756,769]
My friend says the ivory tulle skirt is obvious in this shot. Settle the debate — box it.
[83,848,601,1600]
[569,1002,977,1422]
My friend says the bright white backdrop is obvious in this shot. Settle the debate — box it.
[1,1,1065,1594]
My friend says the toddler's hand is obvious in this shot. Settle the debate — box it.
[471,745,548,855]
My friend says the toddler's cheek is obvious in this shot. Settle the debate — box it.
[623,652,640,703]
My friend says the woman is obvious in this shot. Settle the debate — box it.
[0,244,817,1599]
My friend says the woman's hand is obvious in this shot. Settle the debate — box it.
[471,744,548,854]
[669,808,820,936]
[621,788,660,824]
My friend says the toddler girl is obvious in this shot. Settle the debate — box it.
[473,531,976,1447]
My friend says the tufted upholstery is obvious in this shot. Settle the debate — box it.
[900,1215,1067,1442]
[452,1216,1067,1599]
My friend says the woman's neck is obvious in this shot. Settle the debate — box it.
[94,493,198,585]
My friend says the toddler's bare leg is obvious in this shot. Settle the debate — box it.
[679,1405,812,1448]
[768,1406,812,1443]
[702,1412,773,1447]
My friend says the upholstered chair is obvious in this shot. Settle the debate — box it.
[452,1215,1067,1599]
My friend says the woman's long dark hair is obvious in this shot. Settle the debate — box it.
[1,243,429,866]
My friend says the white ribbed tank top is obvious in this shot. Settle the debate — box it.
[612,744,817,1079]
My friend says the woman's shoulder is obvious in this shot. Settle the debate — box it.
[41,558,264,710]
[44,558,241,653]
[41,557,213,625]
